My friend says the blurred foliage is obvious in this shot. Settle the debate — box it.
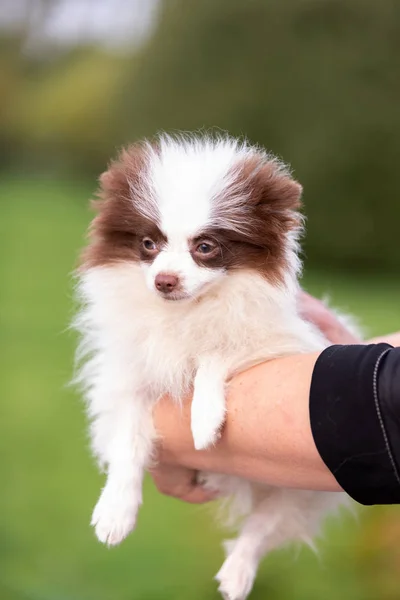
[1,0,400,270]
[1,42,135,174]
[129,0,400,272]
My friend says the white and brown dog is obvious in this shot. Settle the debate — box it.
[74,134,347,600]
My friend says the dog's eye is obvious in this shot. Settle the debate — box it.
[142,238,157,252]
[196,241,216,255]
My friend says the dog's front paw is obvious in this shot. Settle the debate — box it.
[215,553,256,600]
[91,485,140,546]
[191,393,226,450]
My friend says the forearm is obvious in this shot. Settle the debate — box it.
[155,352,340,491]
[154,331,400,494]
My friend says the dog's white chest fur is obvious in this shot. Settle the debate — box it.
[78,262,325,397]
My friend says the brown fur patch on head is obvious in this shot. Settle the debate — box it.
[80,143,164,269]
[204,155,303,282]
[80,141,302,283]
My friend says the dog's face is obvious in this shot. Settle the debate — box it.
[81,135,303,302]
[140,232,225,302]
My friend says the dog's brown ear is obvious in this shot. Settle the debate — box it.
[234,155,302,213]
[90,144,147,213]
[247,158,302,212]
[231,155,303,240]
[80,144,154,270]
[99,168,115,189]
[100,147,139,197]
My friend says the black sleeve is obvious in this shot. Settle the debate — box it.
[310,344,400,505]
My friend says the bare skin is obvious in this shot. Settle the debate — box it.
[150,292,400,504]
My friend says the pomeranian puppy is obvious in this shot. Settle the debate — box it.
[74,134,348,600]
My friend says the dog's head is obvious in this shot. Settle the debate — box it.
[81,134,303,302]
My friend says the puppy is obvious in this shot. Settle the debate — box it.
[74,134,348,600]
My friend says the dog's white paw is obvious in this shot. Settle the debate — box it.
[192,421,220,450]
[192,411,225,450]
[215,553,256,600]
[91,486,140,546]
[191,393,225,450]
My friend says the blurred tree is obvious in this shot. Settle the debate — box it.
[9,49,136,175]
[122,0,400,271]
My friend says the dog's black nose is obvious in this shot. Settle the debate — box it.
[155,273,179,294]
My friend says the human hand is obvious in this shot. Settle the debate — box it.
[150,351,338,504]
[150,462,216,504]
[151,397,218,504]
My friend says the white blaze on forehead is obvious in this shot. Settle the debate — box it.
[147,135,253,241]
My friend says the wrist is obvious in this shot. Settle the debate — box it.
[155,352,340,491]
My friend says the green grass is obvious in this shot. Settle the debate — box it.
[1,176,400,600]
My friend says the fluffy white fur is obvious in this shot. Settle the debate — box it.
[74,134,348,600]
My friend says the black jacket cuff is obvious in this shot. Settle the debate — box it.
[310,344,400,505]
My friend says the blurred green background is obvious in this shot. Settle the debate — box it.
[1,1,400,599]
